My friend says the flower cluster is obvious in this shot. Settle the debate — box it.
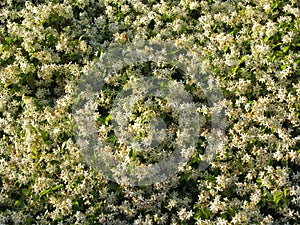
[0,0,299,224]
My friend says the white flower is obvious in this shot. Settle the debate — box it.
[177,208,193,221]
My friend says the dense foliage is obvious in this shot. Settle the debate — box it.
[0,0,299,224]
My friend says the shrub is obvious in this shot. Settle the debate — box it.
[0,0,299,224]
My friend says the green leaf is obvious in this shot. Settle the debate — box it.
[39,189,51,197]
[240,55,247,62]
[66,26,70,33]
[282,45,290,53]
[193,206,212,220]
[273,0,279,9]
[269,55,276,62]
[206,175,216,183]
[22,188,30,195]
[193,210,202,220]
[39,185,62,198]
[264,36,270,42]
[274,51,284,58]
[108,133,117,143]
[201,206,212,219]
[221,212,228,219]
[273,190,282,204]
[52,184,63,191]
[223,45,229,53]
[14,200,22,207]
[212,23,218,32]
[129,148,136,160]
[228,208,236,217]
[73,201,79,207]
[283,188,288,198]
[232,65,239,73]
[193,203,200,210]
[272,42,282,49]
[105,114,112,125]
[256,178,263,187]
[230,27,240,36]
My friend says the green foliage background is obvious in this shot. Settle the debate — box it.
[0,0,299,224]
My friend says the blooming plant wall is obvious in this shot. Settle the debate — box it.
[0,0,300,224]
